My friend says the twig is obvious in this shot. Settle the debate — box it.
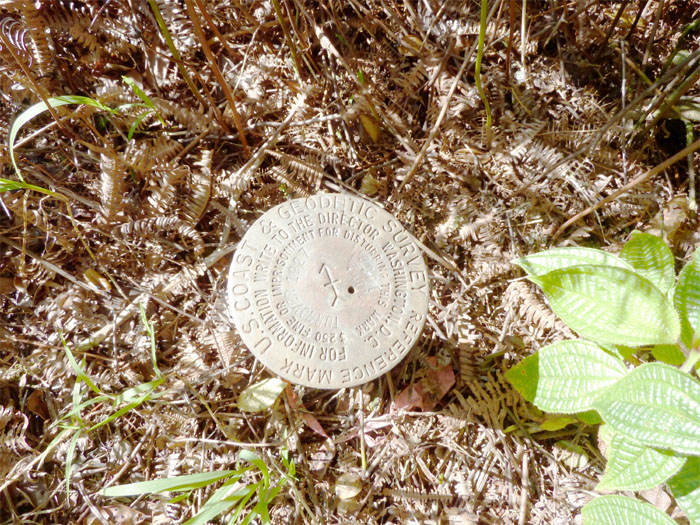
[518,451,529,525]
[185,0,250,156]
[147,0,206,107]
[396,43,475,192]
[0,234,108,298]
[552,136,700,241]
[687,120,697,211]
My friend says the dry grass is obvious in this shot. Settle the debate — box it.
[1,0,699,523]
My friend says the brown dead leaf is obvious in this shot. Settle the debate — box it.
[26,389,49,419]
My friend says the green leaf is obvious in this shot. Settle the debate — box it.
[60,333,105,397]
[620,231,675,296]
[651,344,686,366]
[10,96,115,181]
[237,378,286,412]
[506,340,627,413]
[88,392,151,431]
[582,495,677,525]
[539,415,578,431]
[675,248,700,347]
[668,456,700,525]
[530,265,680,346]
[239,450,269,490]
[597,426,686,490]
[101,470,238,497]
[0,177,59,198]
[513,247,632,277]
[593,363,700,455]
[122,75,167,126]
[577,410,603,425]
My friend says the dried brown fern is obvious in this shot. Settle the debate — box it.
[99,153,127,222]
[17,0,52,74]
[184,149,212,224]
[113,216,204,256]
[146,160,187,216]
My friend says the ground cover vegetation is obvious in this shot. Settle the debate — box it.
[1,0,699,523]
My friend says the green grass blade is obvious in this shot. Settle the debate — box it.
[60,333,103,396]
[229,485,260,525]
[127,110,155,141]
[9,95,115,181]
[113,378,164,404]
[146,0,203,105]
[122,75,167,127]
[64,395,108,421]
[65,429,82,499]
[0,178,59,197]
[239,450,269,488]
[102,470,238,497]
[186,485,256,525]
[89,393,150,432]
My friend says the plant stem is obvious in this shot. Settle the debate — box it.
[680,350,700,374]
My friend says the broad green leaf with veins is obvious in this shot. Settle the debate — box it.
[530,265,680,346]
[593,363,700,455]
[505,339,627,413]
[582,495,677,525]
[620,231,675,296]
[513,246,633,277]
[597,425,686,491]
[674,248,700,347]
[668,456,700,525]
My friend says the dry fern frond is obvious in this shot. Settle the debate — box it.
[462,371,523,429]
[265,165,310,196]
[146,160,187,216]
[153,0,196,57]
[504,280,573,337]
[125,136,183,174]
[17,0,52,73]
[99,153,126,222]
[216,165,259,203]
[0,404,31,463]
[268,151,326,190]
[0,17,33,67]
[184,149,212,224]
[114,216,204,256]
[153,98,213,132]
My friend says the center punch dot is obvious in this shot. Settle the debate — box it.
[348,286,355,294]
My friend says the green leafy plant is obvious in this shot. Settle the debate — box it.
[102,448,296,525]
[59,304,164,498]
[507,232,700,524]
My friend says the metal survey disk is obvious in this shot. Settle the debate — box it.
[227,193,429,389]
